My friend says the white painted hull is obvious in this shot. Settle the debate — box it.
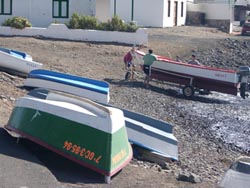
[135,50,239,95]
[105,104,178,160]
[136,50,238,83]
[152,60,238,84]
[24,69,110,104]
[0,49,42,75]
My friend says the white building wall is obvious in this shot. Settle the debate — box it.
[96,0,110,22]
[177,1,187,25]
[28,0,52,27]
[109,0,186,28]
[0,0,93,27]
[133,0,164,27]
[163,0,187,27]
[187,1,233,32]
[0,0,186,28]
[107,0,165,27]
[162,0,174,27]
[187,2,231,20]
[116,1,132,22]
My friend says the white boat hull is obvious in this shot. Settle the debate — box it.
[0,48,42,75]
[24,69,110,104]
[135,50,240,96]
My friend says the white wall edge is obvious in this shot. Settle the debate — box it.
[0,24,148,46]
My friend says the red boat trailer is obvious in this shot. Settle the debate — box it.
[135,51,250,98]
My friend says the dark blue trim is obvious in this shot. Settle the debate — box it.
[11,50,27,59]
[0,47,28,59]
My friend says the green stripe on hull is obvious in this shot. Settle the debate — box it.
[8,107,131,174]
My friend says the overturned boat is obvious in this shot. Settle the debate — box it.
[123,109,178,160]
[31,89,178,160]
[218,156,250,188]
[0,47,43,76]
[4,89,132,182]
[23,69,110,104]
[105,104,178,161]
[135,50,250,98]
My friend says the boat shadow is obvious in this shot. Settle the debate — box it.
[0,128,115,185]
[0,128,41,163]
[104,78,231,104]
[23,141,106,184]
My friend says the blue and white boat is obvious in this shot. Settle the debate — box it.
[0,47,42,75]
[218,156,250,188]
[23,69,110,104]
[24,69,177,160]
[104,104,178,161]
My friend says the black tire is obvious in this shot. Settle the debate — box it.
[125,71,131,80]
[182,85,194,98]
[240,83,246,99]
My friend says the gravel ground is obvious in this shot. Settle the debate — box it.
[0,26,249,188]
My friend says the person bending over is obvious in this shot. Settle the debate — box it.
[188,54,201,65]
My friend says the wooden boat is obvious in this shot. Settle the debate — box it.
[0,47,43,76]
[28,88,178,161]
[122,108,178,160]
[23,69,110,104]
[218,156,250,188]
[135,50,250,98]
[4,89,132,183]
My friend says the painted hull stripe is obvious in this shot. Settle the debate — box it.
[5,125,133,176]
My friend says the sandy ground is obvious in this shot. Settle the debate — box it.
[0,26,249,188]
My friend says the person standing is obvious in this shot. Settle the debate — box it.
[123,47,136,79]
[143,49,157,88]
[123,47,135,70]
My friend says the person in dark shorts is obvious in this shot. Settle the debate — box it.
[123,47,135,69]
[143,49,157,88]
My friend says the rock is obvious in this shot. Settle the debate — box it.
[162,162,170,170]
[177,171,202,183]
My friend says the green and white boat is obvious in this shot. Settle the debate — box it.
[5,89,132,183]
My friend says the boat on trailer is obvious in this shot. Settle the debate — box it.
[135,50,250,98]
[4,89,132,183]
[0,47,43,76]
[23,69,110,104]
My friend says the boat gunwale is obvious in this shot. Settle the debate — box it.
[136,50,237,73]
[27,69,109,95]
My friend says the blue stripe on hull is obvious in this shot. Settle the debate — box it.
[28,69,109,94]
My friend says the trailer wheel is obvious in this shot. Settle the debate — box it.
[125,71,131,80]
[240,83,246,99]
[182,86,194,98]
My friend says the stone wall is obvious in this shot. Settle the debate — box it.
[186,11,230,32]
[186,11,205,25]
[205,19,230,32]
